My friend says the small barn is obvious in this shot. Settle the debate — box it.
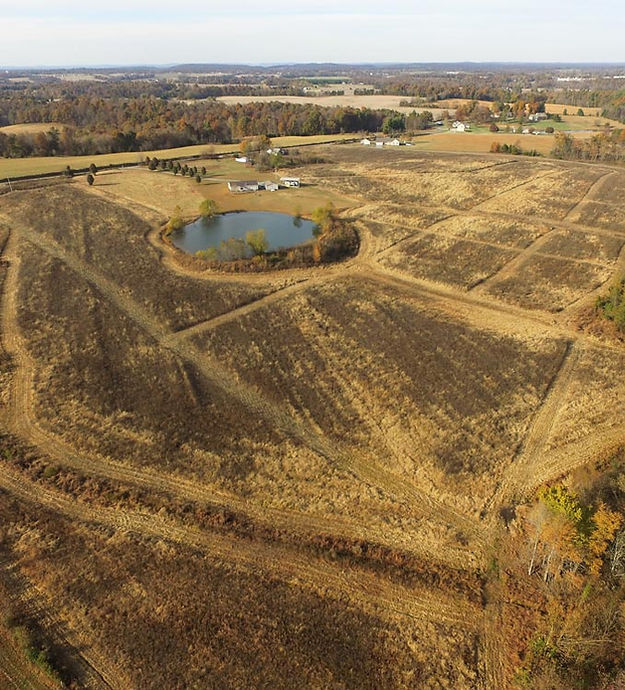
[361,138,372,145]
[280,177,301,188]
[227,180,259,193]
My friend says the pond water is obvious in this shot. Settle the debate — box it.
[171,211,317,256]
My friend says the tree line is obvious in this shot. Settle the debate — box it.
[551,130,625,162]
[0,100,393,158]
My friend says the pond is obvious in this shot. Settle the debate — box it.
[170,211,317,256]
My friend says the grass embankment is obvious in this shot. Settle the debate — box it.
[0,134,356,179]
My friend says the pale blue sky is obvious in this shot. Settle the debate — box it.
[0,0,624,67]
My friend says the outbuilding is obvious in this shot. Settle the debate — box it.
[227,180,259,193]
[280,177,301,188]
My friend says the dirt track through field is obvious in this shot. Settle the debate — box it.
[0,463,481,631]
[2,153,625,689]
[564,170,618,220]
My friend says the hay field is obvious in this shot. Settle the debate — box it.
[0,122,67,135]
[216,93,446,117]
[410,131,558,155]
[0,142,624,687]
[545,103,602,117]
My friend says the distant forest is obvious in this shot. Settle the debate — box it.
[0,98,389,158]
[2,65,625,158]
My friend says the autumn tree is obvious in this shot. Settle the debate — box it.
[199,199,218,218]
[240,134,271,156]
[166,205,184,234]
[311,203,336,235]
[245,229,268,256]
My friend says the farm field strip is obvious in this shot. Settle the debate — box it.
[469,168,565,211]
[372,217,614,276]
[361,263,625,363]
[562,239,625,315]
[0,233,478,569]
[0,135,358,180]
[486,341,580,510]
[0,222,486,554]
[162,267,354,345]
[362,263,563,338]
[469,229,559,293]
[524,431,625,493]
[563,170,619,220]
[0,463,481,630]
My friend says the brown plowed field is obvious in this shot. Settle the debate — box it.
[0,143,623,687]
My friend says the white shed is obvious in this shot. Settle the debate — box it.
[227,180,259,193]
[280,177,301,188]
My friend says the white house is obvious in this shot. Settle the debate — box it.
[227,180,259,193]
[383,138,401,146]
[361,138,372,146]
[235,156,248,163]
[261,181,279,192]
[452,122,467,132]
[280,177,301,188]
[375,140,385,147]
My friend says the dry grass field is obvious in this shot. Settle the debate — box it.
[0,141,623,688]
[87,164,359,219]
[0,122,67,135]
[216,93,447,117]
[410,131,559,155]
[0,134,356,180]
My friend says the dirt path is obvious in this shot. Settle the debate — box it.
[0,463,482,631]
[484,341,580,512]
[525,430,625,493]
[471,168,564,211]
[470,228,558,295]
[564,170,619,220]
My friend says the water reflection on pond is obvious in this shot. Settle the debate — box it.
[171,211,316,256]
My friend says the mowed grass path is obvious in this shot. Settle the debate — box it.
[0,134,356,179]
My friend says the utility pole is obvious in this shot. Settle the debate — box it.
[6,177,13,192]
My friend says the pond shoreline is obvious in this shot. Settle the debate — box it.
[170,210,317,257]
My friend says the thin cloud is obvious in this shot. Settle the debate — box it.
[0,5,623,66]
